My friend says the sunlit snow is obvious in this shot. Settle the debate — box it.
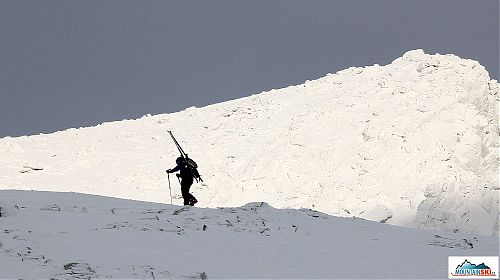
[0,50,498,278]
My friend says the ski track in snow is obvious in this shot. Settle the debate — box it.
[0,190,498,279]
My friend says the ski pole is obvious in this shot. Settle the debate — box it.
[167,172,173,204]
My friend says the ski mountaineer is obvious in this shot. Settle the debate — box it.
[166,156,198,206]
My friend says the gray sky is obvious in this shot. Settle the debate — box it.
[0,0,498,138]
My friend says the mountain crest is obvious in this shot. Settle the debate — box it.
[0,50,498,236]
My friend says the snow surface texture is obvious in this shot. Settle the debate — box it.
[0,190,498,279]
[0,50,498,237]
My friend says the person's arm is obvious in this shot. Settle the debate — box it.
[166,165,180,173]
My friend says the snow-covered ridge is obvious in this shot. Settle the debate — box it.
[0,49,498,236]
[0,190,498,279]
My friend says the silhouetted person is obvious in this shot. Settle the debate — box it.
[167,157,198,206]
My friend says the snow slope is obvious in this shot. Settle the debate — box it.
[0,50,498,237]
[1,190,498,279]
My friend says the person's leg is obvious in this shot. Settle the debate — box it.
[181,182,190,205]
[185,186,196,205]
[185,180,197,205]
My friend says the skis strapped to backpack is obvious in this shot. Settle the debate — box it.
[168,130,203,182]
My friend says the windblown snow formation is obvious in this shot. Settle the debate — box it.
[0,49,498,236]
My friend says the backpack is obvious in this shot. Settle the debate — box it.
[184,157,203,182]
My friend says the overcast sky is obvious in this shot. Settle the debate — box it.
[0,0,498,138]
